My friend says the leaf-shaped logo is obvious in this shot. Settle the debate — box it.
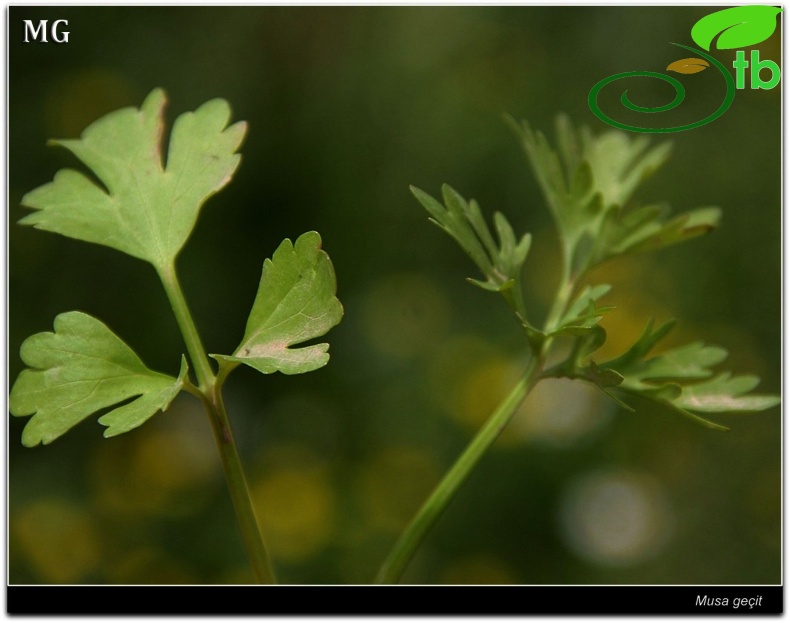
[666,57,710,74]
[691,5,782,51]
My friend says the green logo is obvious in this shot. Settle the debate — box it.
[589,6,782,133]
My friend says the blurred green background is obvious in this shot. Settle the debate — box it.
[8,6,781,585]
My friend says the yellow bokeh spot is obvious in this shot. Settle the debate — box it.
[90,401,217,518]
[585,257,676,361]
[428,335,525,442]
[251,464,335,562]
[457,357,520,433]
[12,498,101,583]
[108,547,195,585]
[596,307,671,362]
[442,554,516,584]
[429,335,503,410]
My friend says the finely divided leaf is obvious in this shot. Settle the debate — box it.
[412,184,534,288]
[9,312,187,446]
[20,88,247,268]
[411,184,536,326]
[600,320,779,430]
[212,231,343,375]
[581,127,671,210]
[598,204,721,261]
[551,284,614,336]
[412,185,494,278]
[555,326,623,392]
[511,115,719,277]
[674,374,780,413]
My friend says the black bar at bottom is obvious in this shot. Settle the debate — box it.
[6,585,783,615]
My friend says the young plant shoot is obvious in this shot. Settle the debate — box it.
[376,115,780,583]
[9,90,778,586]
[10,89,343,584]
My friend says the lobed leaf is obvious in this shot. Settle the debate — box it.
[10,312,187,446]
[212,231,343,375]
[20,89,247,269]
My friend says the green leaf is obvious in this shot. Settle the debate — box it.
[20,88,247,269]
[675,374,781,413]
[545,326,624,404]
[629,341,728,382]
[581,128,672,210]
[600,320,779,429]
[9,311,187,446]
[551,284,613,336]
[691,6,782,51]
[511,115,720,276]
[604,206,721,258]
[412,184,537,332]
[212,231,343,375]
[574,325,609,363]
[412,185,531,288]
[585,361,624,389]
[603,318,676,371]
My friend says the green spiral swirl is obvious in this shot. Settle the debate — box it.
[588,43,735,134]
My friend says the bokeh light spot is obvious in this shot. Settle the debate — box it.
[558,469,673,567]
[90,400,218,518]
[108,547,196,585]
[511,378,613,446]
[428,335,528,442]
[13,498,102,583]
[252,461,336,562]
[441,554,517,585]
[457,356,520,432]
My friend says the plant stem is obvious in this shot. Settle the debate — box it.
[207,386,277,583]
[157,262,276,584]
[544,267,576,337]
[157,263,215,392]
[375,353,543,584]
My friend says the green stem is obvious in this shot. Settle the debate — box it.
[207,386,277,583]
[375,354,543,584]
[544,268,576,337]
[157,263,214,391]
[504,278,530,329]
[157,262,276,584]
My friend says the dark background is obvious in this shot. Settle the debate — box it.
[8,6,781,585]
